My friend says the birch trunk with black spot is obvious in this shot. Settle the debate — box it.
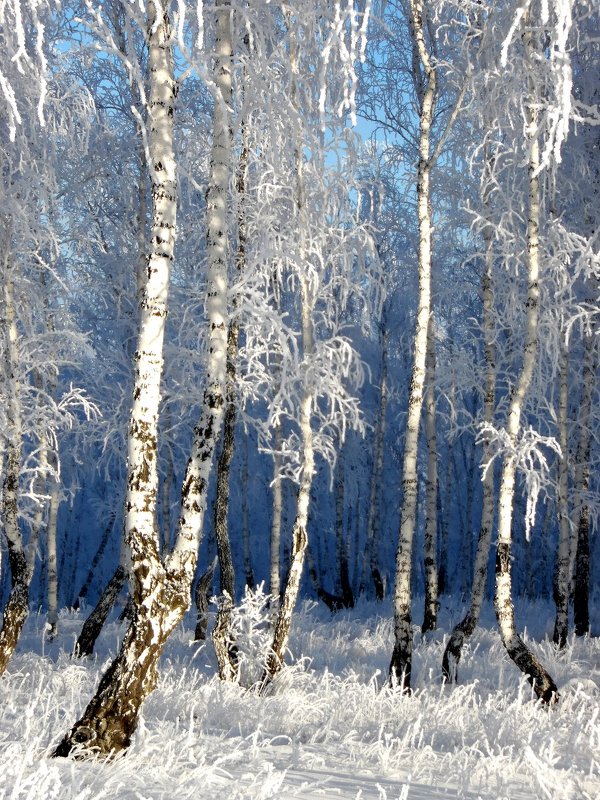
[390,0,436,691]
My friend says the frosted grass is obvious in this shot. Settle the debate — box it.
[0,596,599,799]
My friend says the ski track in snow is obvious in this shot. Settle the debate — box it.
[0,595,599,800]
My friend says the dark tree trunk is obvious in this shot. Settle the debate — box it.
[73,510,117,610]
[573,506,590,637]
[74,565,128,659]
[0,550,29,675]
[194,556,217,641]
[55,572,188,757]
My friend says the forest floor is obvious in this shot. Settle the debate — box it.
[0,592,599,800]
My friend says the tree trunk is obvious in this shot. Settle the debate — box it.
[74,564,128,658]
[390,0,436,691]
[0,260,28,676]
[241,433,254,588]
[364,315,389,600]
[54,0,229,756]
[442,215,496,682]
[263,390,313,683]
[194,556,217,642]
[46,482,60,639]
[270,423,283,601]
[493,20,557,703]
[422,313,438,634]
[553,345,570,648]
[572,333,596,636]
[335,446,353,607]
[73,510,117,610]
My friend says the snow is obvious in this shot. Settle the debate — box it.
[1,596,599,800]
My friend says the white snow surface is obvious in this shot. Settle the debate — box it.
[1,594,599,800]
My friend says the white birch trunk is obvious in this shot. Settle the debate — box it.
[263,15,317,683]
[55,0,229,756]
[443,222,496,681]
[390,0,436,690]
[552,345,570,647]
[493,22,557,702]
[422,313,438,634]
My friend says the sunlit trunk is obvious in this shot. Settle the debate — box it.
[390,0,436,691]
[55,0,230,755]
[493,21,557,702]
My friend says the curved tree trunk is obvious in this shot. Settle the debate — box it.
[263,391,314,683]
[442,218,496,682]
[53,0,230,757]
[390,0,436,691]
[493,21,557,703]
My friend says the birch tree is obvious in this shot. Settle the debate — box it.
[54,0,231,755]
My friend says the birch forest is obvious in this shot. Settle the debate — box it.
[1,1,600,798]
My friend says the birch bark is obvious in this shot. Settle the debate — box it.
[54,0,230,755]
[442,215,496,681]
[422,313,438,634]
[389,0,436,690]
[493,22,557,702]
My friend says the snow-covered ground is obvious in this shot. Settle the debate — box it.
[1,593,599,800]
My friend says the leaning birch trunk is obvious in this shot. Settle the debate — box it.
[572,333,596,636]
[493,22,557,703]
[422,313,438,634]
[442,217,496,682]
[0,258,29,676]
[53,1,230,757]
[364,315,389,600]
[552,345,570,647]
[389,0,436,691]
